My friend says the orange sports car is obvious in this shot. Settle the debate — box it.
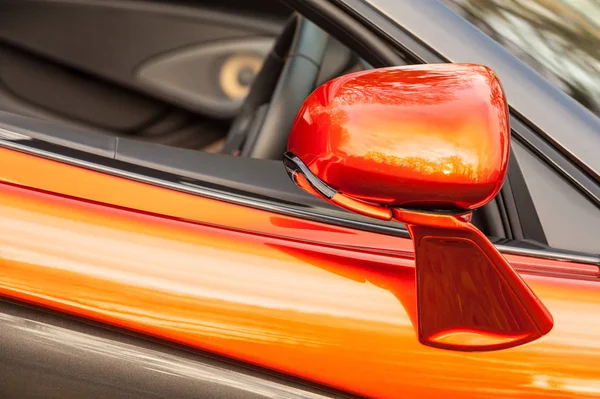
[0,0,599,398]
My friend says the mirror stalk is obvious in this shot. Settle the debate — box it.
[395,208,553,351]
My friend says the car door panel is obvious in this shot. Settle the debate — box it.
[1,147,599,399]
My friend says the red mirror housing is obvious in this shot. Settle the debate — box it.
[284,64,553,351]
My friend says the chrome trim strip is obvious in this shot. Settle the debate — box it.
[1,139,598,268]
[283,152,337,198]
[495,245,600,266]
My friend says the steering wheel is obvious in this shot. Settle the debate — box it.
[222,14,329,159]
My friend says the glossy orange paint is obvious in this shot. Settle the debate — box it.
[396,209,553,351]
[287,64,509,210]
[330,192,393,220]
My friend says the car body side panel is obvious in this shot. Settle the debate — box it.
[0,149,599,398]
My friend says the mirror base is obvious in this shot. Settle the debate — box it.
[393,208,553,352]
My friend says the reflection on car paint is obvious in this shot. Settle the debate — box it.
[0,152,599,398]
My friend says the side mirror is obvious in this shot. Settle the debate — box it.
[283,64,553,351]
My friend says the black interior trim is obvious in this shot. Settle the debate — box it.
[0,43,169,133]
[498,177,523,241]
[0,0,283,119]
[332,0,443,64]
[507,147,547,244]
[279,0,406,67]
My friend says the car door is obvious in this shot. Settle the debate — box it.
[1,3,600,399]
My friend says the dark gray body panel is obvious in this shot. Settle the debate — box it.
[0,300,346,399]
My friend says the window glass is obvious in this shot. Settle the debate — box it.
[512,140,600,253]
[443,0,600,117]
